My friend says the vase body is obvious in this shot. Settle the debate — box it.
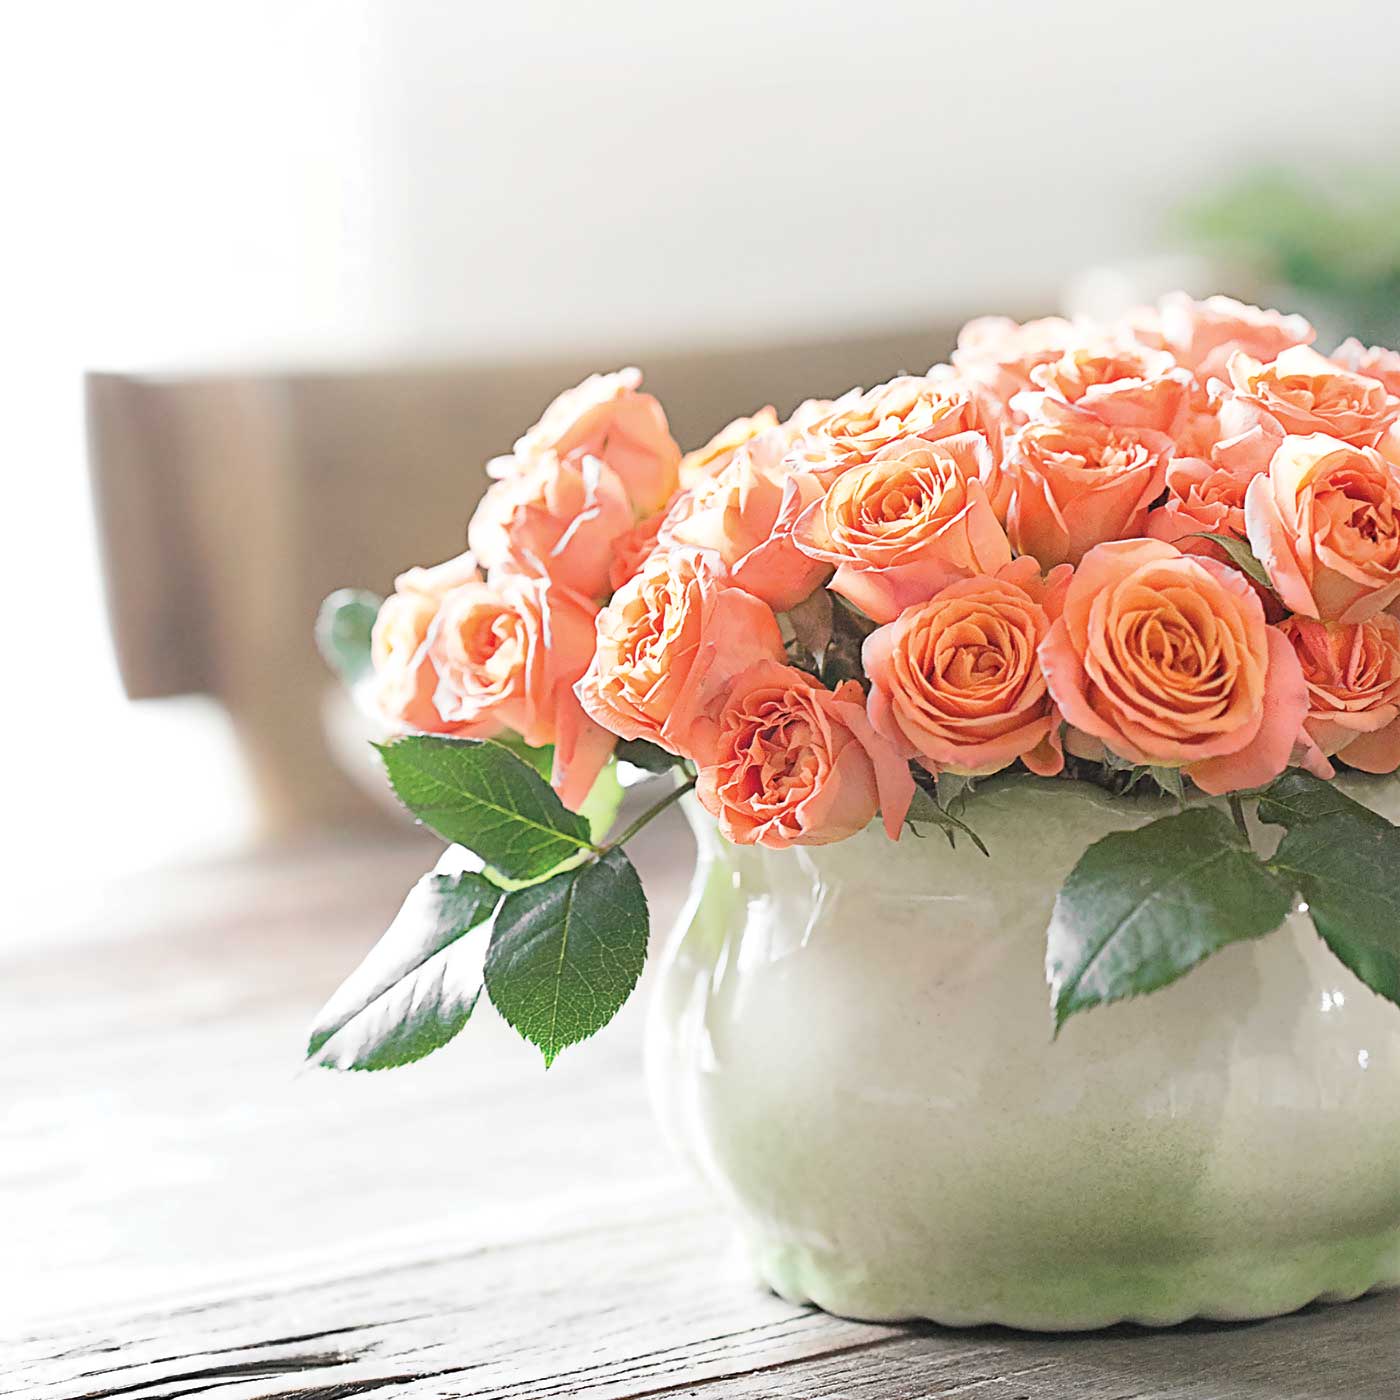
[645,779,1400,1330]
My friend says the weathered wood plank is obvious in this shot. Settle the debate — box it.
[4,808,1398,1398]
[0,817,689,1327]
[10,1233,1398,1400]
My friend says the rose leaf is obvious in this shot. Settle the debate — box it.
[1187,532,1275,591]
[315,588,382,686]
[483,849,650,1066]
[1259,771,1400,1008]
[614,737,685,774]
[307,862,501,1071]
[1048,806,1292,1031]
[377,736,596,881]
[906,782,989,856]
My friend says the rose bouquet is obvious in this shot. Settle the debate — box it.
[310,296,1400,1073]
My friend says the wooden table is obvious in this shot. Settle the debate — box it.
[5,809,1397,1398]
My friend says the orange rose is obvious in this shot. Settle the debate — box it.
[1226,345,1400,448]
[468,449,633,597]
[1280,613,1400,776]
[1146,457,1253,546]
[427,574,613,810]
[792,373,998,482]
[863,557,1071,778]
[494,366,680,517]
[1156,293,1314,381]
[1147,396,1276,557]
[574,548,784,757]
[678,406,778,487]
[952,314,1081,407]
[691,660,914,848]
[1002,399,1173,568]
[369,551,483,735]
[791,431,1010,622]
[607,509,666,592]
[1333,338,1400,397]
[782,395,841,435]
[1038,539,1307,794]
[662,430,829,611]
[1017,340,1191,435]
[1245,433,1400,622]
[1332,340,1400,472]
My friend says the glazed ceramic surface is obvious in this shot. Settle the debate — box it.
[645,777,1400,1330]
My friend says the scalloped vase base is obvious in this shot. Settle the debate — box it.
[646,779,1400,1333]
[749,1232,1400,1331]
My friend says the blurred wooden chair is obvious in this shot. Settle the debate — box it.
[85,322,964,835]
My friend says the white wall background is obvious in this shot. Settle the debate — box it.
[8,0,1399,374]
[359,0,1400,360]
[19,0,1400,373]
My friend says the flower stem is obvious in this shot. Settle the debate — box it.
[605,774,697,852]
[1228,793,1250,840]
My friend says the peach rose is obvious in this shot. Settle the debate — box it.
[1226,345,1400,449]
[1015,340,1191,435]
[1145,399,1276,551]
[782,395,841,436]
[863,557,1072,778]
[1170,387,1230,461]
[607,510,667,592]
[1156,293,1314,381]
[1146,457,1252,547]
[952,314,1082,406]
[1245,433,1400,622]
[427,574,614,810]
[575,548,784,757]
[494,366,680,517]
[1280,613,1400,776]
[369,551,484,735]
[662,430,829,611]
[691,660,914,848]
[679,406,778,487]
[792,373,997,482]
[791,431,1010,622]
[1333,338,1400,397]
[1002,399,1174,568]
[468,449,633,597]
[1332,340,1400,472]
[1038,539,1307,794]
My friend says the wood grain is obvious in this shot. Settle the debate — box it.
[3,806,1396,1398]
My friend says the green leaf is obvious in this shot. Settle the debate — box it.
[935,772,974,815]
[1187,532,1275,591]
[315,588,382,685]
[906,782,989,856]
[484,849,650,1066]
[377,736,596,881]
[307,861,500,1070]
[1149,766,1186,802]
[1258,772,1400,1008]
[614,737,683,774]
[492,734,624,841]
[1257,770,1389,830]
[1047,806,1292,1031]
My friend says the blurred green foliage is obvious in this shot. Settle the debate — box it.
[1176,169,1400,343]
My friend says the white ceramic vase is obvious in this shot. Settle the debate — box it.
[645,777,1400,1330]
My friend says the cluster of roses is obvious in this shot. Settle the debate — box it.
[369,294,1400,849]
